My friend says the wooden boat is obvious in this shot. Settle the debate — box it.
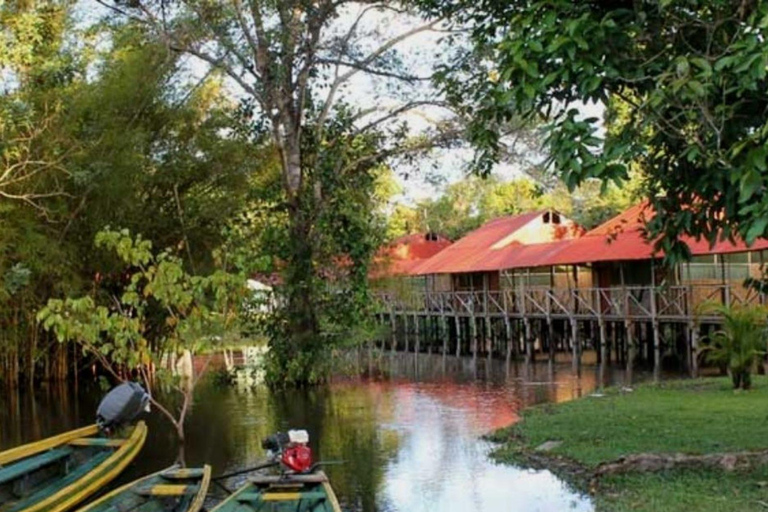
[77,465,211,512]
[211,471,342,512]
[0,421,147,512]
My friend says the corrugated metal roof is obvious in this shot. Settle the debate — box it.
[406,202,768,276]
[370,233,452,278]
[411,211,582,274]
[493,203,768,270]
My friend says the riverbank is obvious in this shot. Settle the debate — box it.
[489,377,768,511]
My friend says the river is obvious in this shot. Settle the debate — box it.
[0,354,634,512]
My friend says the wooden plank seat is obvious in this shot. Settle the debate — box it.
[160,467,207,480]
[249,474,328,484]
[68,438,125,447]
[0,447,73,484]
[135,484,199,496]
[237,491,327,502]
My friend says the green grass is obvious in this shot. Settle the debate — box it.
[596,468,768,512]
[491,377,768,511]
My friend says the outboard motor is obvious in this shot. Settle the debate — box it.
[262,430,313,473]
[96,382,150,431]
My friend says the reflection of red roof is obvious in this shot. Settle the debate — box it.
[410,211,583,275]
[371,233,452,278]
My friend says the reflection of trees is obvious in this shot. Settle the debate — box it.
[266,384,399,512]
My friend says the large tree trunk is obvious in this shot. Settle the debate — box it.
[285,206,319,352]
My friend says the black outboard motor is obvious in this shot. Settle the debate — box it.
[96,382,150,432]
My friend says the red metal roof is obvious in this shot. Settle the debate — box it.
[494,202,768,270]
[410,211,583,275]
[405,202,768,275]
[370,233,452,278]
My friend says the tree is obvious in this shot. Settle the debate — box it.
[38,229,246,442]
[419,0,768,261]
[0,10,264,385]
[106,0,453,383]
[385,173,641,241]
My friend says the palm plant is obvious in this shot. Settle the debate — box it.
[699,303,768,390]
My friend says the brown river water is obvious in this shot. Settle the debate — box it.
[0,354,640,511]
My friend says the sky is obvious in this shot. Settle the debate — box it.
[80,1,605,206]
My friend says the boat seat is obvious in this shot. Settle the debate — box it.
[160,467,206,480]
[68,438,125,447]
[135,484,199,496]
[237,491,327,502]
[0,447,73,485]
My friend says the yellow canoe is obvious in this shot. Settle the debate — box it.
[0,421,147,512]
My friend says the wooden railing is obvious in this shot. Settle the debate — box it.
[374,284,766,321]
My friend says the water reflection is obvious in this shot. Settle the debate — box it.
[0,355,628,512]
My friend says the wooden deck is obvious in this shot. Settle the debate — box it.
[374,284,764,322]
[372,284,766,383]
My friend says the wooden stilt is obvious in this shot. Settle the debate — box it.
[505,316,513,366]
[471,315,478,361]
[454,316,461,358]
[414,314,420,354]
[571,318,580,373]
[598,319,607,390]
[485,316,493,360]
[689,321,699,378]
[625,320,634,386]
[404,314,410,353]
[390,312,397,353]
[441,315,448,357]
[547,317,555,364]
[524,318,533,364]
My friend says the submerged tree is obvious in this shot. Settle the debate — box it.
[105,0,453,384]
[38,229,246,441]
[418,0,768,261]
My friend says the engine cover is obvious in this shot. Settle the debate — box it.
[281,444,313,473]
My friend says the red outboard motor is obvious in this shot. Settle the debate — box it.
[262,430,313,473]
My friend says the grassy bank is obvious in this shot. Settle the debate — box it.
[491,377,768,511]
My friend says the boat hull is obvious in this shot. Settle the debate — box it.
[211,471,342,512]
[77,465,211,512]
[0,421,147,512]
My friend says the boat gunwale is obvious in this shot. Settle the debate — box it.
[210,470,341,512]
[0,425,100,466]
[11,421,148,512]
[76,463,212,512]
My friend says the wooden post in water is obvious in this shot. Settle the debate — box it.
[524,318,533,364]
[625,320,634,386]
[414,314,420,354]
[689,320,699,378]
[403,314,410,353]
[441,314,448,357]
[547,317,555,364]
[389,311,397,353]
[650,260,661,382]
[571,318,580,373]
[454,315,461,357]
[598,318,607,391]
[470,315,478,362]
